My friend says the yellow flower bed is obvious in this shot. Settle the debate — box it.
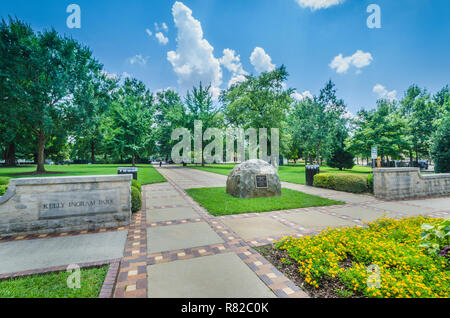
[275,216,449,298]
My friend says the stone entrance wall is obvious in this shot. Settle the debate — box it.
[373,168,450,200]
[0,175,132,237]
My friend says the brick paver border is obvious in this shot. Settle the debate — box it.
[0,226,128,243]
[113,192,149,298]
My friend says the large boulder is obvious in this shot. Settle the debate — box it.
[226,159,281,198]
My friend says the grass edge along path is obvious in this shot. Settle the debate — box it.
[0,164,166,185]
[0,266,108,298]
[186,164,372,185]
[186,187,344,216]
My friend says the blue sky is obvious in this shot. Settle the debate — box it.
[1,0,449,114]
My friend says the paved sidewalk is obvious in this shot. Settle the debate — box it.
[113,171,307,298]
[0,231,127,275]
[1,164,447,299]
[113,165,448,298]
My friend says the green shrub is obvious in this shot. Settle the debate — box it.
[314,173,368,193]
[131,179,142,193]
[313,173,335,189]
[0,177,10,186]
[367,174,374,193]
[333,174,368,193]
[0,185,7,196]
[131,186,142,213]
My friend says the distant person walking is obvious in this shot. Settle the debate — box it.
[159,161,162,167]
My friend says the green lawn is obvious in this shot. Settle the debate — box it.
[187,164,372,185]
[0,266,108,298]
[186,187,344,216]
[0,164,166,185]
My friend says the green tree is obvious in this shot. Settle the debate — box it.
[154,89,187,161]
[399,85,437,161]
[0,18,35,166]
[290,80,347,164]
[349,100,410,161]
[222,66,293,157]
[431,90,450,173]
[185,83,223,166]
[0,18,102,173]
[110,78,154,166]
[70,72,119,163]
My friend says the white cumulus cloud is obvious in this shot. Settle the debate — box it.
[146,29,152,37]
[292,90,313,101]
[295,0,345,10]
[122,72,132,79]
[220,48,248,88]
[250,47,275,73]
[167,1,223,99]
[373,84,397,101]
[162,22,169,32]
[155,32,169,45]
[128,54,149,66]
[330,50,373,74]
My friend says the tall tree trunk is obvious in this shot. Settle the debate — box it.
[316,142,321,165]
[5,142,16,167]
[91,139,96,164]
[36,131,47,173]
[201,150,205,167]
[132,152,136,167]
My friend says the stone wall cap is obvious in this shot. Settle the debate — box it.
[373,168,420,173]
[0,174,131,205]
[9,174,132,186]
[420,173,450,179]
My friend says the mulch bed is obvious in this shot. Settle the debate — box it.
[256,245,364,298]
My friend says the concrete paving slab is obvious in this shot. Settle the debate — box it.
[147,222,224,254]
[0,231,127,275]
[222,216,297,240]
[146,196,189,207]
[331,206,396,222]
[401,198,450,211]
[283,212,358,231]
[326,194,373,204]
[146,207,200,222]
[146,183,172,190]
[147,252,275,298]
[368,202,433,216]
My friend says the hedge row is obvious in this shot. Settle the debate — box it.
[0,178,10,196]
[313,173,373,194]
[0,177,10,186]
[131,180,142,213]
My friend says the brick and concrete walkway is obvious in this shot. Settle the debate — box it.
[114,166,308,298]
[0,165,448,298]
[113,165,449,298]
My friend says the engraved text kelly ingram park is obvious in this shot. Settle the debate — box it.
[41,199,114,210]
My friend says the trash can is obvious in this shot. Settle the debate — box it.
[305,165,320,186]
[118,167,138,180]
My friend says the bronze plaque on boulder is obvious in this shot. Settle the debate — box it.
[255,175,268,188]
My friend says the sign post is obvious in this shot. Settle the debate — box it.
[371,146,378,169]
